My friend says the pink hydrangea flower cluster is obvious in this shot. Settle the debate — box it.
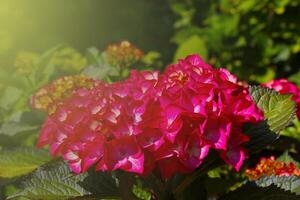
[262,79,300,119]
[37,55,263,179]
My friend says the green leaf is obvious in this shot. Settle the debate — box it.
[249,86,296,133]
[220,185,299,200]
[282,119,300,141]
[277,151,300,167]
[255,175,300,195]
[0,122,38,136]
[289,70,300,86]
[34,45,63,88]
[80,170,119,197]
[0,148,51,178]
[82,64,113,80]
[174,35,207,61]
[244,121,278,152]
[8,161,89,200]
[0,86,23,110]
[245,86,297,151]
[85,47,101,65]
[133,183,152,200]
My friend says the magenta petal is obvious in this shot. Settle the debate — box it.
[220,146,247,171]
[69,160,82,174]
[37,118,57,147]
[63,151,79,161]
[104,136,144,174]
[82,157,99,172]
[50,142,62,155]
[127,153,145,174]
[203,121,231,150]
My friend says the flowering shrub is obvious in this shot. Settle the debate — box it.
[14,51,40,75]
[1,42,299,200]
[105,40,144,69]
[246,156,300,180]
[37,55,263,179]
[31,75,101,114]
[262,79,300,119]
[50,47,87,73]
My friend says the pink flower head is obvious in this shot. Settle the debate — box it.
[37,54,263,178]
[96,136,144,174]
[262,79,300,119]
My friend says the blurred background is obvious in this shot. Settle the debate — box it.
[0,0,300,148]
[0,0,300,198]
[1,0,300,80]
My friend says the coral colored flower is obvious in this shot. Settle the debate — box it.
[262,79,300,119]
[246,156,300,180]
[105,41,144,69]
[37,54,263,178]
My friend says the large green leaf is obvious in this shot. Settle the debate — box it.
[0,148,51,178]
[79,170,119,197]
[255,175,300,195]
[220,185,299,200]
[174,35,207,61]
[244,121,278,152]
[249,86,296,133]
[8,161,89,200]
[245,86,296,151]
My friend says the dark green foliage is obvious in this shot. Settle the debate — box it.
[220,184,300,200]
[169,0,300,81]
[8,161,89,200]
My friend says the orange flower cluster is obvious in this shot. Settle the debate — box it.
[105,41,144,69]
[31,75,100,114]
[246,156,300,180]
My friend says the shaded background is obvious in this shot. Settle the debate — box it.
[0,0,175,67]
[0,0,300,199]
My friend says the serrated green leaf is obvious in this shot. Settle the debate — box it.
[244,121,278,152]
[0,148,51,178]
[8,161,89,200]
[80,170,119,197]
[255,175,300,195]
[220,184,299,200]
[249,86,296,133]
[245,86,296,152]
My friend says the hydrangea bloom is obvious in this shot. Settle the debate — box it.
[246,156,300,180]
[31,75,101,114]
[262,79,300,119]
[37,54,263,179]
[105,41,144,69]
